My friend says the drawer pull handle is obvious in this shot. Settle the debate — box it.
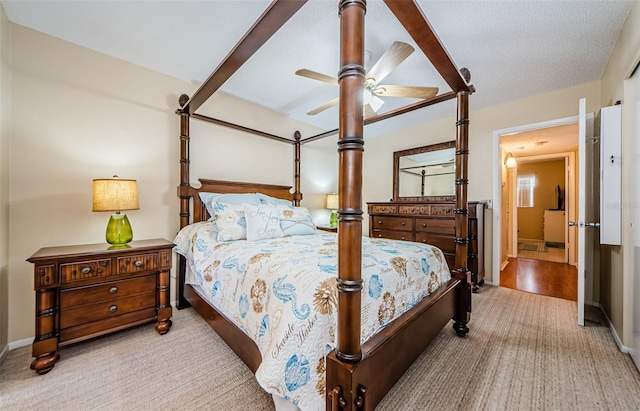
[378,234,382,238]
[422,223,427,227]
[422,240,427,243]
[134,260,143,267]
[109,286,118,294]
[378,220,383,224]
[109,305,117,313]
[401,237,406,240]
[401,222,406,226]
[81,267,92,274]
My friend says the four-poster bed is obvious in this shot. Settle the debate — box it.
[174,1,475,410]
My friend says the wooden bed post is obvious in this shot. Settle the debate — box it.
[335,0,365,365]
[177,93,191,309]
[293,130,302,206]
[453,89,471,336]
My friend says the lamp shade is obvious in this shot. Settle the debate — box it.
[326,194,339,210]
[93,176,139,212]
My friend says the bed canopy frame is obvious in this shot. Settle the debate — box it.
[175,1,475,409]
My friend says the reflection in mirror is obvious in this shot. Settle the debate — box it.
[393,141,456,202]
[399,148,455,196]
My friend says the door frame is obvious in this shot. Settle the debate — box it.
[492,115,579,286]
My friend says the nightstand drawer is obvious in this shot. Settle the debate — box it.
[117,253,158,274]
[372,216,412,231]
[60,275,156,309]
[60,259,112,283]
[59,291,156,329]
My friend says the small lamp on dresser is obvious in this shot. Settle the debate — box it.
[92,175,139,247]
[326,193,339,228]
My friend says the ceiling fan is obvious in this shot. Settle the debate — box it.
[295,41,438,118]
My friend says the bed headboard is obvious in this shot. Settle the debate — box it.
[179,178,295,226]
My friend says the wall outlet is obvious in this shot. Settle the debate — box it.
[486,198,493,209]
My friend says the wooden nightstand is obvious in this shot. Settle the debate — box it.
[27,238,174,374]
[317,226,337,233]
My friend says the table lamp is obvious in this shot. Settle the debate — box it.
[92,175,139,246]
[326,193,339,228]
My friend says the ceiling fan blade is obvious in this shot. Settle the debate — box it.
[373,85,438,99]
[364,104,376,118]
[295,69,338,86]
[366,41,414,85]
[307,97,339,115]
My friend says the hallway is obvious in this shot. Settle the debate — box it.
[500,257,577,301]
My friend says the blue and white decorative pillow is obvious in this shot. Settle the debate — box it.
[199,192,261,221]
[243,203,284,241]
[279,207,316,236]
[214,202,247,241]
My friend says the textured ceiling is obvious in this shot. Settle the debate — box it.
[1,0,634,140]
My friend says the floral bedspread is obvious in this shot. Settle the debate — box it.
[174,222,451,410]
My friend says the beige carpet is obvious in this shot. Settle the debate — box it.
[1,286,639,410]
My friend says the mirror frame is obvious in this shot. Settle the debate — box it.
[393,140,456,203]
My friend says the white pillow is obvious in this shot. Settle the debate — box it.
[214,203,247,241]
[243,203,284,241]
[279,207,317,236]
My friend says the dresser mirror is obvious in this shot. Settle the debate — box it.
[393,140,456,202]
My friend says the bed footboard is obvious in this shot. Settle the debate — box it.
[326,278,461,411]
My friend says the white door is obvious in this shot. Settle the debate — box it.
[574,98,596,326]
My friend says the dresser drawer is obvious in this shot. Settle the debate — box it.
[371,229,413,241]
[60,275,156,309]
[415,218,455,235]
[430,205,455,216]
[415,234,455,253]
[371,216,412,231]
[59,291,156,329]
[60,259,112,283]
[117,253,158,274]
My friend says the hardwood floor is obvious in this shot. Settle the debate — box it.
[500,257,577,301]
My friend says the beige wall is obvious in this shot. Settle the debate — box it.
[516,160,565,240]
[7,23,330,343]
[0,5,11,354]
[599,1,640,346]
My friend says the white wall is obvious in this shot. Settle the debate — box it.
[0,4,11,354]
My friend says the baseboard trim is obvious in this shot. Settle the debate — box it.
[0,343,8,364]
[597,304,629,354]
[8,337,33,351]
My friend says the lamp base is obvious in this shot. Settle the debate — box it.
[330,210,338,229]
[105,213,133,246]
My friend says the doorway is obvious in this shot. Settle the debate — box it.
[492,117,580,299]
[500,126,578,299]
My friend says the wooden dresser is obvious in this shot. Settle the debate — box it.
[367,201,484,291]
[27,238,174,374]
